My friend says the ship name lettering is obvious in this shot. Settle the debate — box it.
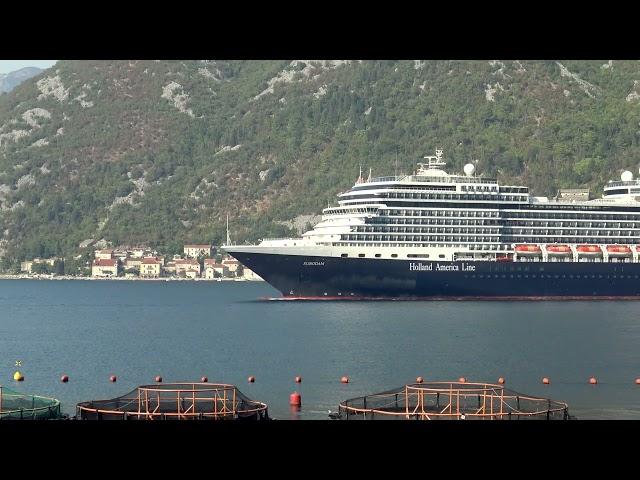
[303,261,324,266]
[409,262,476,272]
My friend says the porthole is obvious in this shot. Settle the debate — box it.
[391,254,398,258]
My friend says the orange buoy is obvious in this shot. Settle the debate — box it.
[635,378,640,385]
[201,376,208,383]
[458,377,466,383]
[61,375,69,383]
[295,376,302,383]
[109,375,117,383]
[13,371,24,382]
[416,376,424,384]
[248,376,255,383]
[289,391,302,406]
[542,377,550,385]
[155,376,163,383]
[498,377,505,385]
[341,376,349,384]
[589,377,597,385]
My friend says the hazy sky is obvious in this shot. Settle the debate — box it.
[0,60,57,74]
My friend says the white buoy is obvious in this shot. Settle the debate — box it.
[621,170,633,182]
[463,163,475,176]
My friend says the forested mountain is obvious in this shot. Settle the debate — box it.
[1,60,639,266]
[0,67,43,93]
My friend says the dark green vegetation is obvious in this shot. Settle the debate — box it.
[1,60,639,266]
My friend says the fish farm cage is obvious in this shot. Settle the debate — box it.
[336,382,570,420]
[0,385,62,420]
[76,383,269,420]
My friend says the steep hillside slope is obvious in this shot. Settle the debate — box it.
[1,60,639,265]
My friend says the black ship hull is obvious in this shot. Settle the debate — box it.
[230,252,640,299]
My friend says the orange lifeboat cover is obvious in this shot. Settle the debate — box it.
[576,245,601,253]
[515,244,541,252]
[606,245,631,253]
[546,245,571,253]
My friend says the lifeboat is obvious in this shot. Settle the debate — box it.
[546,245,571,255]
[576,245,602,255]
[606,245,632,256]
[514,244,542,255]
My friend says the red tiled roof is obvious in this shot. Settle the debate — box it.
[93,259,117,267]
[205,263,225,269]
[176,259,199,265]
[142,258,160,265]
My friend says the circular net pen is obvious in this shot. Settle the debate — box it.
[76,383,269,420]
[338,382,570,420]
[0,385,62,420]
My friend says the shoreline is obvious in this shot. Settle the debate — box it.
[0,274,264,282]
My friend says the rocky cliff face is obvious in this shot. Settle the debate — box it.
[0,60,639,263]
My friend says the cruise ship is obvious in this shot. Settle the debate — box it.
[224,150,640,299]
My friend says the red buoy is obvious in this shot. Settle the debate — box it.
[341,376,349,384]
[109,375,117,383]
[542,377,550,385]
[61,375,69,383]
[201,376,208,383]
[289,391,302,407]
[458,377,466,383]
[295,376,302,383]
[155,376,163,383]
[589,377,597,385]
[498,377,505,385]
[248,376,255,383]
[416,376,424,384]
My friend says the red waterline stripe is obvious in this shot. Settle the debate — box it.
[262,295,640,301]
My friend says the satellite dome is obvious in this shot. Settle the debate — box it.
[463,163,475,176]
[621,170,633,182]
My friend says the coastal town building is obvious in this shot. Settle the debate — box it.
[242,267,263,281]
[163,261,177,275]
[175,258,201,276]
[20,257,57,273]
[204,261,229,278]
[91,258,119,277]
[222,258,241,274]
[95,249,114,260]
[124,258,142,271]
[184,244,214,258]
[113,249,129,261]
[129,248,147,258]
[185,269,199,279]
[140,257,162,278]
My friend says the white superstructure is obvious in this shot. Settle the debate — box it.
[227,150,640,263]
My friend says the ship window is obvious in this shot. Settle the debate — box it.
[375,254,381,258]
[341,254,348,258]
[438,254,445,258]
[391,254,398,258]
[358,254,365,258]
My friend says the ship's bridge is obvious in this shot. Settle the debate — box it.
[600,170,640,202]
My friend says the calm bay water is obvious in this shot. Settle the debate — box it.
[1,279,640,419]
